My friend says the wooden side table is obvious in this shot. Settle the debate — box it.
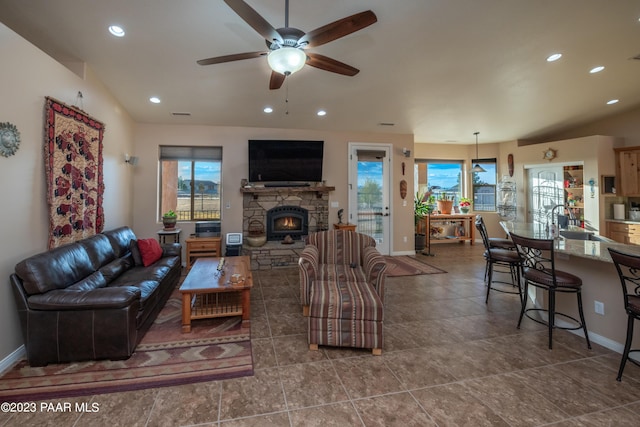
[185,236,222,272]
[334,223,356,231]
[157,228,181,244]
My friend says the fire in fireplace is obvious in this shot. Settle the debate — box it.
[266,206,308,241]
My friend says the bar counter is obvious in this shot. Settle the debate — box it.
[499,221,640,263]
[497,221,640,354]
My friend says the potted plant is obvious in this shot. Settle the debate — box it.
[436,192,454,215]
[414,192,434,250]
[459,197,472,214]
[162,210,177,230]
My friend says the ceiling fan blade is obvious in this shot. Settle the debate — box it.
[306,53,359,76]
[224,0,283,44]
[197,51,267,66]
[269,71,286,90]
[299,10,377,48]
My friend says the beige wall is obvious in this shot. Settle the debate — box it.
[131,125,415,255]
[0,23,135,362]
[414,136,618,238]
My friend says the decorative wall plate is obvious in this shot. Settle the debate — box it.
[543,148,557,161]
[0,122,20,157]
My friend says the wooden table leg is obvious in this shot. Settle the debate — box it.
[241,288,251,321]
[181,292,192,333]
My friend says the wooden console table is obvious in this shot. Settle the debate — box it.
[418,214,475,254]
[334,223,356,231]
[185,236,221,272]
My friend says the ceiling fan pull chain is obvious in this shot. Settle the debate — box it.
[285,81,289,115]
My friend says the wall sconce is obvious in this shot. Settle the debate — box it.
[124,153,138,166]
[402,148,411,157]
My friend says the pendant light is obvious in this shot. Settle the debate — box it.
[472,131,486,173]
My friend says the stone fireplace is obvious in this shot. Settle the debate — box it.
[266,206,308,241]
[241,185,334,269]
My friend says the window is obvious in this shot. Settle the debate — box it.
[472,158,497,211]
[159,146,222,221]
[414,160,463,203]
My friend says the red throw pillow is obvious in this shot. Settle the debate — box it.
[137,238,163,267]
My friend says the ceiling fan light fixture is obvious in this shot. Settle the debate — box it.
[267,47,306,75]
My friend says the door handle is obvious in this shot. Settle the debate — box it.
[383,213,390,217]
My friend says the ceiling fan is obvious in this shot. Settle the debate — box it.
[197,0,377,89]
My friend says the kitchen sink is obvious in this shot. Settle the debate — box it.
[559,230,614,242]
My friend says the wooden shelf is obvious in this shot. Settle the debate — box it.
[240,185,335,199]
[417,214,475,253]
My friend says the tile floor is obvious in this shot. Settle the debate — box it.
[3,243,640,426]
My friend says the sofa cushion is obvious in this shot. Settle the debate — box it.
[138,238,163,266]
[99,257,132,283]
[78,234,116,270]
[103,226,137,258]
[66,271,107,291]
[15,243,95,295]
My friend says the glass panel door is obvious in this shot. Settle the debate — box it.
[349,144,391,255]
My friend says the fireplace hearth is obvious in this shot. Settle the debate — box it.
[267,206,308,241]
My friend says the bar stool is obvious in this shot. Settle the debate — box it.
[510,233,591,350]
[608,248,640,381]
[475,216,522,304]
[475,215,516,282]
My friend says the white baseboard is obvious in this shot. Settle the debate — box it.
[531,300,624,354]
[0,345,25,376]
[390,250,418,256]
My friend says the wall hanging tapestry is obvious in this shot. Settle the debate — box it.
[45,97,105,249]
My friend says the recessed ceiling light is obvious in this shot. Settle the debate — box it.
[317,110,327,116]
[607,99,619,105]
[149,97,161,104]
[108,25,125,37]
[547,53,562,62]
[590,66,605,74]
[263,106,273,113]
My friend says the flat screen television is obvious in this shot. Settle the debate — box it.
[248,140,324,184]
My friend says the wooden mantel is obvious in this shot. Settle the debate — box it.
[240,185,335,198]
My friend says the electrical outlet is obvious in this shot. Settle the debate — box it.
[594,301,605,315]
[403,236,407,243]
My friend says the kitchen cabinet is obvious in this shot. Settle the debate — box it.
[615,146,640,196]
[607,222,640,245]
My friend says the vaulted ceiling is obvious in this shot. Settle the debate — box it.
[2,0,639,144]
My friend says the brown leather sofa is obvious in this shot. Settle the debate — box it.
[10,226,181,366]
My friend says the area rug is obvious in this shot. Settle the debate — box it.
[0,289,253,402]
[384,255,447,277]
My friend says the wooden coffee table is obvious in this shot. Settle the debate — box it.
[179,256,253,333]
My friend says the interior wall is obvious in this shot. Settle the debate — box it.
[131,125,415,255]
[413,136,618,238]
[0,23,135,362]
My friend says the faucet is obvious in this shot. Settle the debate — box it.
[550,204,565,229]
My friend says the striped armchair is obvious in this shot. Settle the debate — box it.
[298,229,387,315]
[298,229,387,354]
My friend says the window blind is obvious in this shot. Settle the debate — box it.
[159,145,222,161]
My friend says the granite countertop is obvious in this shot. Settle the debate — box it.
[499,221,640,263]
